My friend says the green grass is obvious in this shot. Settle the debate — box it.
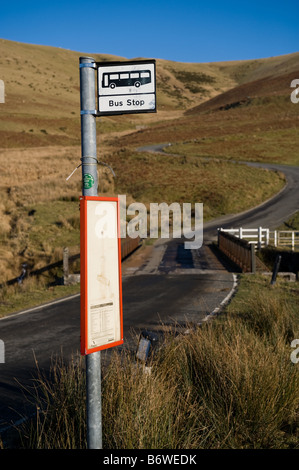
[27,200,80,252]
[225,274,298,344]
[14,274,299,449]
[0,276,79,318]
[169,69,216,94]
[164,126,299,166]
[108,149,285,221]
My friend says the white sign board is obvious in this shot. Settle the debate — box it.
[97,60,156,115]
[80,196,123,355]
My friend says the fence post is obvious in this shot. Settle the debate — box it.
[251,243,256,274]
[274,230,277,247]
[270,255,281,285]
[292,232,295,251]
[63,247,69,283]
[258,226,262,250]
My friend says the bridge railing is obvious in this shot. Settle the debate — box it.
[217,230,255,273]
[218,227,299,251]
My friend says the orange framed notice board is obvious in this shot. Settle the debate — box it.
[80,196,123,355]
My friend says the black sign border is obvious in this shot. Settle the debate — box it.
[96,59,156,116]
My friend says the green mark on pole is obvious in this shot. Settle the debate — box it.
[83,173,95,189]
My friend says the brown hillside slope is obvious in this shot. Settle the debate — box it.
[114,64,299,167]
[186,70,299,115]
[0,40,298,282]
[1,39,299,150]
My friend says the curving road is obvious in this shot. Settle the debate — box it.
[0,144,298,436]
[138,144,299,233]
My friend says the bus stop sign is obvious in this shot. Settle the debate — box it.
[80,196,123,355]
[97,60,156,115]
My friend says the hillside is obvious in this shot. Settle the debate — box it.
[0,39,298,284]
[1,39,298,149]
[186,69,299,115]
[115,53,299,167]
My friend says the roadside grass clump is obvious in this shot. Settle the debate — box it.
[154,320,298,449]
[225,277,297,346]
[18,355,87,449]
[15,275,299,449]
[101,348,205,449]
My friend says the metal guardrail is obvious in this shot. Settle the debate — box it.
[218,230,255,273]
[120,236,142,260]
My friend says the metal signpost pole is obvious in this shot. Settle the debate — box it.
[79,56,102,449]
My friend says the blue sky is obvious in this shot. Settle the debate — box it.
[0,1,298,63]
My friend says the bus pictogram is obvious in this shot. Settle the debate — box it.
[102,70,151,89]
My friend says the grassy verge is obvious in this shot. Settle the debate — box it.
[0,275,80,318]
[14,274,298,449]
[276,211,299,231]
